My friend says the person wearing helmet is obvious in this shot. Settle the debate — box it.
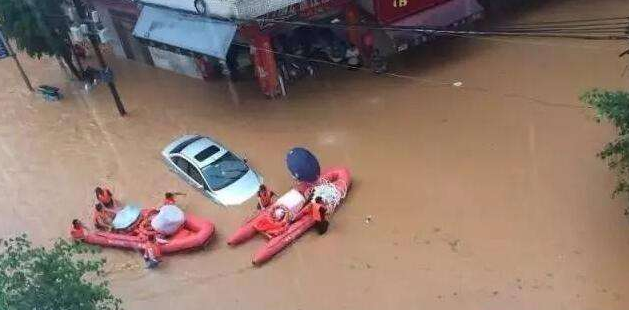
[143,234,161,269]
[310,196,329,235]
[93,203,115,231]
[94,187,120,213]
[256,185,277,210]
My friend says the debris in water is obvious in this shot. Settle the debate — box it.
[364,215,372,224]
[453,81,463,87]
[448,239,460,252]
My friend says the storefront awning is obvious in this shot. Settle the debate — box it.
[133,5,236,59]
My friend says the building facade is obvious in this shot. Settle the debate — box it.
[92,0,485,96]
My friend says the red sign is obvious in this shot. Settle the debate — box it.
[376,0,448,23]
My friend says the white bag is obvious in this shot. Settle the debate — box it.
[273,189,306,222]
[151,205,185,235]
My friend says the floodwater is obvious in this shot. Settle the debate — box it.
[1,0,629,309]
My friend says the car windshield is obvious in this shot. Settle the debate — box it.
[201,152,249,191]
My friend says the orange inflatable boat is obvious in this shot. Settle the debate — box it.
[70,209,215,256]
[227,167,351,265]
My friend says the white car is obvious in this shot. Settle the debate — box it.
[161,135,262,206]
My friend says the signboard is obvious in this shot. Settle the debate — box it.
[0,30,11,59]
[375,0,448,23]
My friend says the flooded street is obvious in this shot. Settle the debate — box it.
[1,0,629,309]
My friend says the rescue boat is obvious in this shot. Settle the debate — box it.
[70,210,215,255]
[227,167,351,265]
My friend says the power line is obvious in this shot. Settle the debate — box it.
[488,25,629,33]
[496,16,629,27]
[489,21,629,30]
[438,32,622,53]
[252,18,629,40]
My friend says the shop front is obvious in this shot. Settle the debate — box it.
[92,0,485,97]
[132,4,237,79]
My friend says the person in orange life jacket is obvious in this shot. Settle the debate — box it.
[311,196,329,235]
[93,203,115,231]
[70,219,86,239]
[95,187,119,212]
[143,234,161,269]
[136,209,158,238]
[164,192,177,205]
[256,185,277,210]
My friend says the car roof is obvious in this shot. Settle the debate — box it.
[177,137,229,168]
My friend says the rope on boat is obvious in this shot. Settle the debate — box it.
[312,180,346,215]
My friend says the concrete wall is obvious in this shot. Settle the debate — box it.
[94,1,203,79]
[93,2,127,58]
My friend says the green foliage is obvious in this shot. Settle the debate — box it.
[0,0,71,58]
[581,89,629,197]
[0,234,122,310]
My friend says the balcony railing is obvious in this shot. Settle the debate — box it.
[141,0,306,19]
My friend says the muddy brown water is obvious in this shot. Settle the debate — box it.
[1,0,629,309]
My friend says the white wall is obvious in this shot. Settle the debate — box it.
[93,2,126,58]
[148,47,203,79]
[142,0,309,19]
[142,0,237,18]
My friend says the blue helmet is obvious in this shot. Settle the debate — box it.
[286,147,320,182]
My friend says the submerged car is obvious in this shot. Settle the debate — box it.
[162,135,262,206]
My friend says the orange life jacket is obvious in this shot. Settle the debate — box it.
[311,203,326,222]
[143,241,162,259]
[97,189,114,208]
[70,225,85,239]
[257,189,275,208]
[93,209,113,230]
[136,209,159,237]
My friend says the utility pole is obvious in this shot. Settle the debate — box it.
[89,35,126,116]
[0,29,34,92]
[71,0,127,116]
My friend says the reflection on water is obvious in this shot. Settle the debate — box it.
[1,0,629,309]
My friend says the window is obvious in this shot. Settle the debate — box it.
[201,152,249,190]
[172,156,189,172]
[194,145,220,162]
[171,136,203,154]
[172,155,207,189]
[188,167,206,188]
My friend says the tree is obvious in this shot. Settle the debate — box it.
[581,89,629,203]
[0,234,122,310]
[0,0,82,78]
